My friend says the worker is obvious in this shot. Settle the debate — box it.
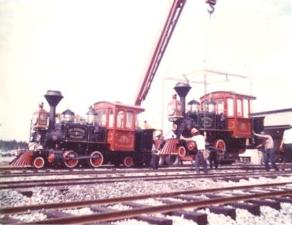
[208,145,219,170]
[143,120,152,129]
[253,131,279,171]
[151,132,163,170]
[279,127,292,171]
[181,128,208,174]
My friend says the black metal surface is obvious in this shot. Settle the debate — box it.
[44,90,63,131]
[174,82,191,116]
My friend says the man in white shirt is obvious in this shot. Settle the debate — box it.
[189,128,208,174]
[254,131,279,171]
[280,127,292,171]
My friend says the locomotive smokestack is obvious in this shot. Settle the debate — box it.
[174,82,191,116]
[44,90,63,130]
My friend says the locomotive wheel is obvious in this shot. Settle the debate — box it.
[186,141,196,151]
[89,151,104,168]
[159,155,166,166]
[178,146,186,157]
[165,155,180,166]
[123,156,134,168]
[63,151,79,169]
[33,156,45,169]
[214,139,226,160]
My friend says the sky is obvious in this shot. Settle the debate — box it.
[0,0,292,141]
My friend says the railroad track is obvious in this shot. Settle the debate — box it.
[1,182,292,224]
[0,163,275,175]
[1,170,291,190]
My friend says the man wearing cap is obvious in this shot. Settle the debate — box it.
[188,128,208,174]
[254,131,279,171]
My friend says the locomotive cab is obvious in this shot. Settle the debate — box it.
[200,91,255,138]
[93,101,153,167]
[93,101,145,152]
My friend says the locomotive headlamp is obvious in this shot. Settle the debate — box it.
[188,99,200,113]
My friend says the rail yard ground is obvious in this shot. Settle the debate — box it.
[1,154,292,225]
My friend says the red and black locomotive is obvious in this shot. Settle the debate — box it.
[158,82,264,165]
[11,90,154,169]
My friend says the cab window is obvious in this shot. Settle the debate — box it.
[126,112,134,129]
[227,98,234,117]
[216,99,224,114]
[243,99,249,118]
[108,109,114,128]
[237,99,243,117]
[117,110,125,128]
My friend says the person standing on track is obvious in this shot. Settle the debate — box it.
[183,128,208,174]
[208,145,218,170]
[253,131,279,171]
[151,132,163,170]
[279,127,292,171]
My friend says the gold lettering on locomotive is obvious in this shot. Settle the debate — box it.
[201,117,213,128]
[118,135,130,144]
[68,127,86,139]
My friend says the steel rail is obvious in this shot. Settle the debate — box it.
[1,171,291,189]
[1,181,291,215]
[0,165,284,179]
[1,171,290,190]
[34,189,292,224]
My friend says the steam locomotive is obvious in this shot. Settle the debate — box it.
[11,90,154,169]
[158,82,264,165]
[11,82,263,169]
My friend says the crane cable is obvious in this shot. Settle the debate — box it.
[203,0,217,95]
[202,0,217,137]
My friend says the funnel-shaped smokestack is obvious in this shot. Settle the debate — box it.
[174,82,191,116]
[44,90,63,130]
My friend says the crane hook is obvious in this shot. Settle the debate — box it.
[205,0,216,14]
[207,4,215,14]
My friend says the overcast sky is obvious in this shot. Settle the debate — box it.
[1,0,291,141]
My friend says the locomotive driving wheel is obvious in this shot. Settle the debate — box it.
[178,146,186,157]
[165,155,180,166]
[89,151,104,168]
[123,156,134,168]
[63,150,79,169]
[33,156,45,169]
[214,139,226,160]
[186,141,196,151]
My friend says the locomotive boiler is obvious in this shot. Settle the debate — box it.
[10,90,154,169]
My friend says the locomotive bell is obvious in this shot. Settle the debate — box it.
[174,82,191,116]
[44,90,63,131]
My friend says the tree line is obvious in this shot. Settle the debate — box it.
[0,140,28,151]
